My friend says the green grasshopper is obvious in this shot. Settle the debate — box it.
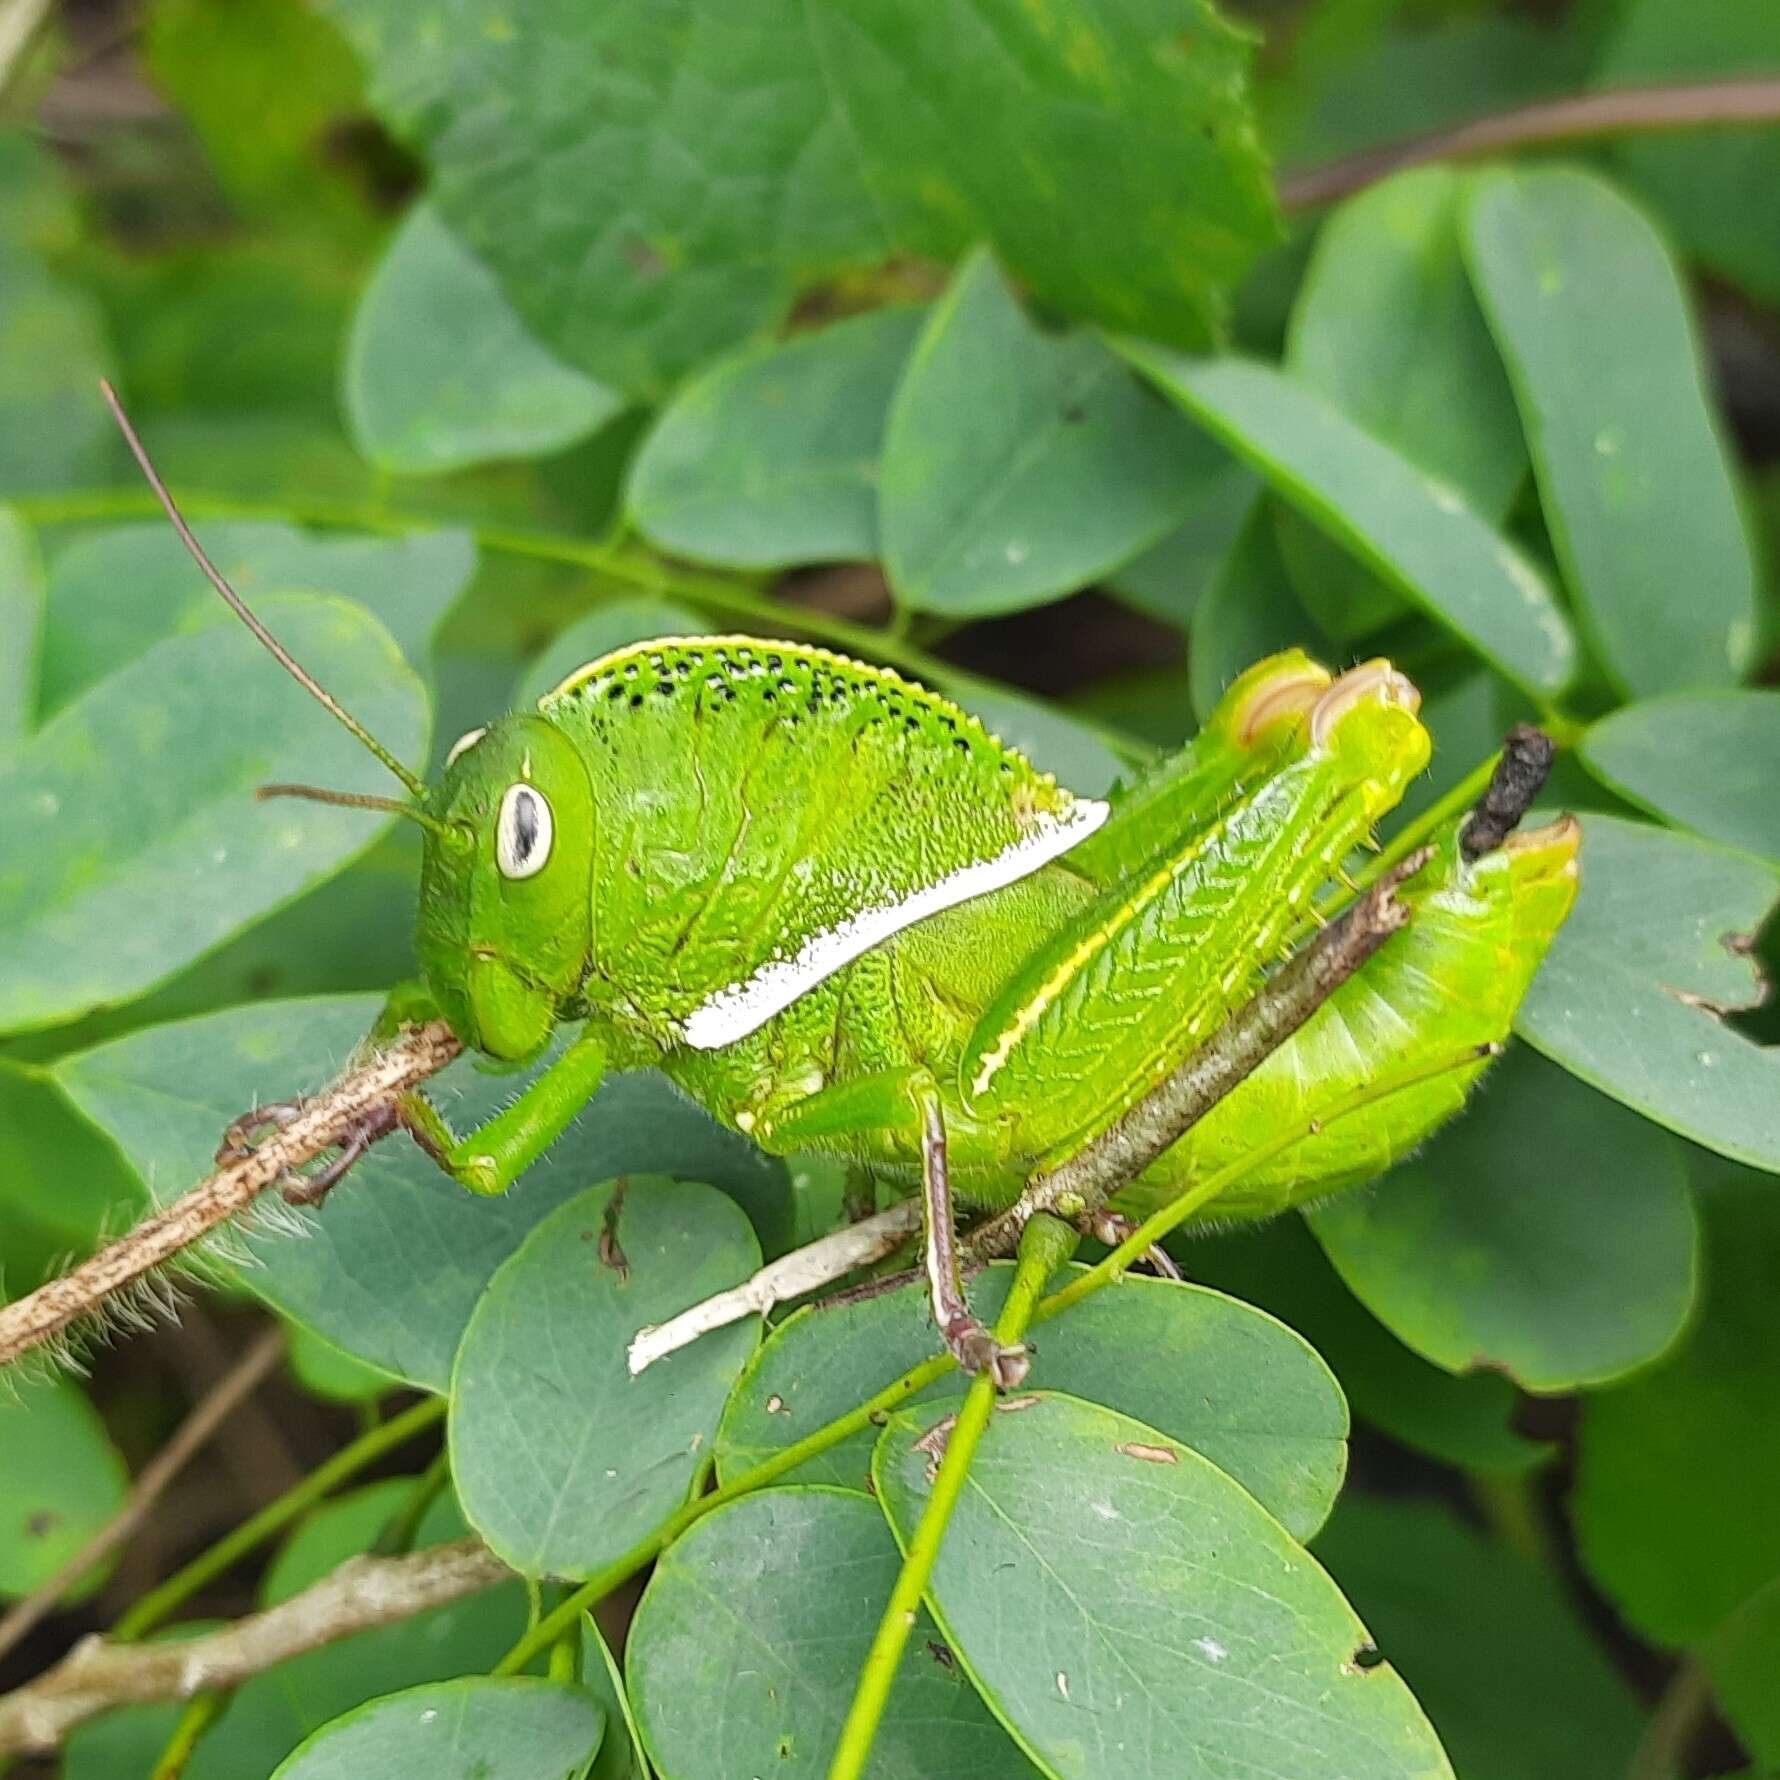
[108,393,1577,1385]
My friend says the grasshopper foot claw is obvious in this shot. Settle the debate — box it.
[217,1098,306,1165]
[943,1315,1030,1390]
[276,1104,400,1207]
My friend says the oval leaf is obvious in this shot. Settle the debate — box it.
[882,251,1220,616]
[628,1488,1032,1779]
[628,307,923,569]
[1462,166,1756,696]
[451,1179,761,1578]
[55,997,788,1389]
[1310,1045,1697,1390]
[1117,341,1576,699]
[271,1677,602,1780]
[579,1612,650,1780]
[0,600,428,1034]
[876,1393,1453,1780]
[346,203,621,476]
[1582,690,1780,865]
[1513,813,1780,1172]
[0,1376,128,1599]
[717,1265,1348,1540]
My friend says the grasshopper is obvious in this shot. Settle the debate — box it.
[108,392,1577,1386]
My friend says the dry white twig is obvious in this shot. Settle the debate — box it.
[0,1022,462,1372]
[0,1536,511,1756]
[627,1200,922,1374]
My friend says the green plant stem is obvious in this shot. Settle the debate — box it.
[9,486,1153,767]
[147,1689,232,1780]
[490,1044,1489,1679]
[113,1396,446,1642]
[826,1213,1076,1780]
[1626,1657,1714,1780]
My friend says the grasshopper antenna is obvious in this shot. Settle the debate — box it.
[257,783,453,841]
[98,379,428,800]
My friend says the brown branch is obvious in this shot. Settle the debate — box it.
[0,1537,512,1756]
[0,1327,288,1665]
[0,1021,462,1372]
[1279,79,1780,212]
[970,851,1429,1257]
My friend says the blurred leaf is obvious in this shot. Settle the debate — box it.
[951,687,1127,797]
[0,1059,143,1298]
[628,1488,1032,1779]
[1595,0,1780,304]
[578,1614,649,1780]
[1514,813,1780,1173]
[325,0,1277,394]
[1582,691,1780,865]
[876,1392,1453,1780]
[40,520,474,713]
[1574,1163,1780,1643]
[1184,1217,1552,1476]
[451,1179,759,1579]
[0,1375,128,1600]
[628,307,922,569]
[1708,1576,1780,1767]
[0,600,428,1035]
[881,252,1215,617]
[515,598,708,709]
[1312,1496,1643,1780]
[0,138,118,495]
[270,1677,602,1779]
[0,509,42,744]
[285,1323,397,1404]
[55,997,788,1387]
[1118,342,1577,701]
[1281,164,1525,640]
[347,205,621,476]
[1105,460,1258,631]
[717,1265,1348,1539]
[1310,1046,1696,1390]
[1188,501,1331,721]
[1463,167,1756,698]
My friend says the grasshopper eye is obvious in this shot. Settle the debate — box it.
[496,783,553,880]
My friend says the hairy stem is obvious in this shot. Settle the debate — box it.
[827,1214,1076,1780]
[0,1022,461,1372]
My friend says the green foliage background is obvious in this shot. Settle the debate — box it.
[1,0,1778,1775]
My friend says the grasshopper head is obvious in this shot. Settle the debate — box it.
[417,716,595,1061]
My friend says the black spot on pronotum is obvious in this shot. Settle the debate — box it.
[1351,1641,1384,1671]
[1460,723,1556,860]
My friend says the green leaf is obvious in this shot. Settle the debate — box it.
[1514,813,1780,1173]
[1309,1045,1697,1390]
[39,520,474,713]
[0,600,428,1035]
[1462,166,1756,697]
[55,997,787,1388]
[628,308,923,569]
[1573,1163,1780,1644]
[324,0,1276,395]
[346,205,621,476]
[0,1059,144,1299]
[271,1678,603,1780]
[1312,1496,1643,1780]
[627,1488,1033,1779]
[717,1265,1348,1540]
[1117,342,1577,700]
[1280,165,1526,640]
[286,1324,396,1404]
[1188,502,1330,721]
[1708,1576,1780,1767]
[881,252,1217,616]
[0,508,42,745]
[0,1376,128,1600]
[515,598,709,710]
[450,1179,760,1579]
[876,1392,1454,1780]
[1582,691,1780,865]
[1184,1216,1552,1476]
[1595,0,1780,305]
[0,138,117,496]
[1105,461,1258,631]
[578,1614,649,1780]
